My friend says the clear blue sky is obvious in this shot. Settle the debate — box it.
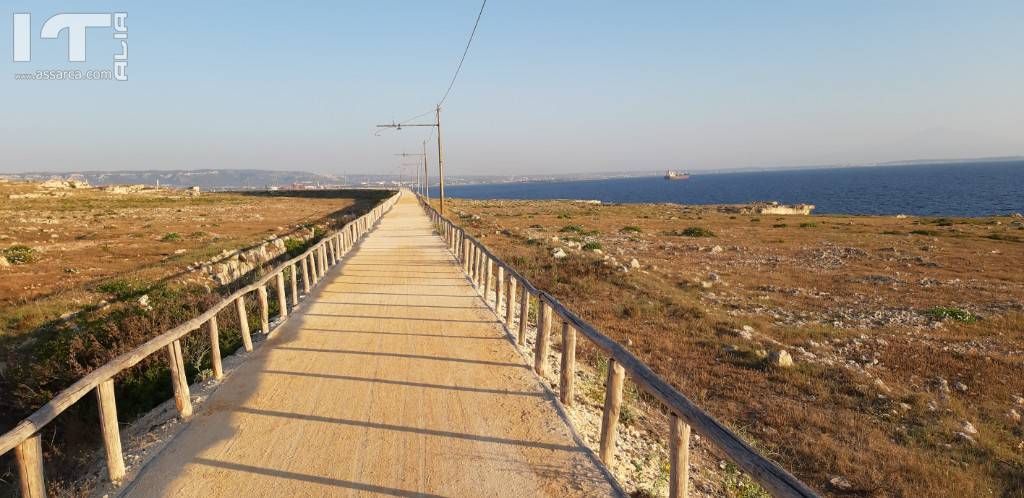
[2,1,1022,175]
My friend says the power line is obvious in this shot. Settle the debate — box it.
[438,0,487,107]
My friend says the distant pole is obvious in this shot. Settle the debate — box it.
[422,140,430,203]
[436,105,446,216]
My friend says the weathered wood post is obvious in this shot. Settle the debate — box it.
[14,434,45,498]
[235,296,253,352]
[309,253,319,285]
[95,378,125,483]
[208,316,223,380]
[167,339,193,418]
[301,257,311,293]
[483,258,492,305]
[275,272,288,319]
[534,300,552,376]
[559,320,576,406]
[257,285,270,334]
[669,413,691,498]
[599,359,626,465]
[463,241,470,271]
[518,287,530,345]
[475,247,484,287]
[506,277,517,327]
[495,266,505,318]
[290,263,299,306]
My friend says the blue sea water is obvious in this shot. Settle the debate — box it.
[431,161,1024,217]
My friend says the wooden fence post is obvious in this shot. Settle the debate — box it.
[495,266,505,318]
[14,433,45,498]
[463,241,470,271]
[669,413,691,498]
[290,263,299,306]
[301,257,311,293]
[475,247,484,287]
[235,296,253,352]
[506,277,517,328]
[95,378,125,483]
[257,285,270,334]
[560,321,576,406]
[275,272,288,319]
[599,359,626,465]
[309,253,319,285]
[518,287,530,345]
[534,301,552,376]
[483,258,492,305]
[208,316,223,380]
[167,339,193,418]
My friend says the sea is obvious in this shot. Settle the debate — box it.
[429,161,1023,217]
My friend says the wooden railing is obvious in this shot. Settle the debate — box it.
[0,190,401,497]
[418,197,820,498]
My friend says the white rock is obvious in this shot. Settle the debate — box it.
[0,256,8,267]
[829,476,853,491]
[960,421,978,435]
[956,431,977,445]
[629,258,640,269]
[767,350,794,368]
[710,245,723,254]
[953,381,968,393]
[1007,409,1021,424]
[138,294,151,310]
[552,248,567,259]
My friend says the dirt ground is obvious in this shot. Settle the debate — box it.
[0,182,380,340]
[442,197,1024,497]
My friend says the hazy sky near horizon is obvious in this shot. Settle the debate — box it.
[2,1,1022,176]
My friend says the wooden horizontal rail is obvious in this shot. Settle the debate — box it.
[0,191,400,462]
[417,195,819,498]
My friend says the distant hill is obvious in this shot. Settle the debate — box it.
[4,169,340,188]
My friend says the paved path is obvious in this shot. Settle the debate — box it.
[123,192,620,497]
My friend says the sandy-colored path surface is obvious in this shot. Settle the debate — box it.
[122,192,620,497]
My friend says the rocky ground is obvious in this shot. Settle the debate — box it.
[443,198,1024,497]
[0,181,380,341]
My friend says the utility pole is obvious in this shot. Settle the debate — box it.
[376,104,446,215]
[435,106,446,216]
[395,150,427,197]
[422,140,430,203]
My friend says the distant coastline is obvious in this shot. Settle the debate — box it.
[430,160,1024,217]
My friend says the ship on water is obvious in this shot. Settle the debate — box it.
[664,170,690,180]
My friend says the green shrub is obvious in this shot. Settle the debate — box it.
[161,232,182,242]
[284,237,306,256]
[910,230,939,236]
[772,223,787,228]
[799,222,817,228]
[96,278,149,299]
[676,227,715,237]
[620,226,642,233]
[559,224,583,233]
[925,306,976,323]
[582,241,602,251]
[3,245,38,265]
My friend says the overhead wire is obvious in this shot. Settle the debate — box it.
[438,0,488,107]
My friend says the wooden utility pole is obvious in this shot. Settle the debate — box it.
[422,140,430,203]
[376,104,445,214]
[435,106,446,215]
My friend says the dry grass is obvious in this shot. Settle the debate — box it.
[443,198,1024,498]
